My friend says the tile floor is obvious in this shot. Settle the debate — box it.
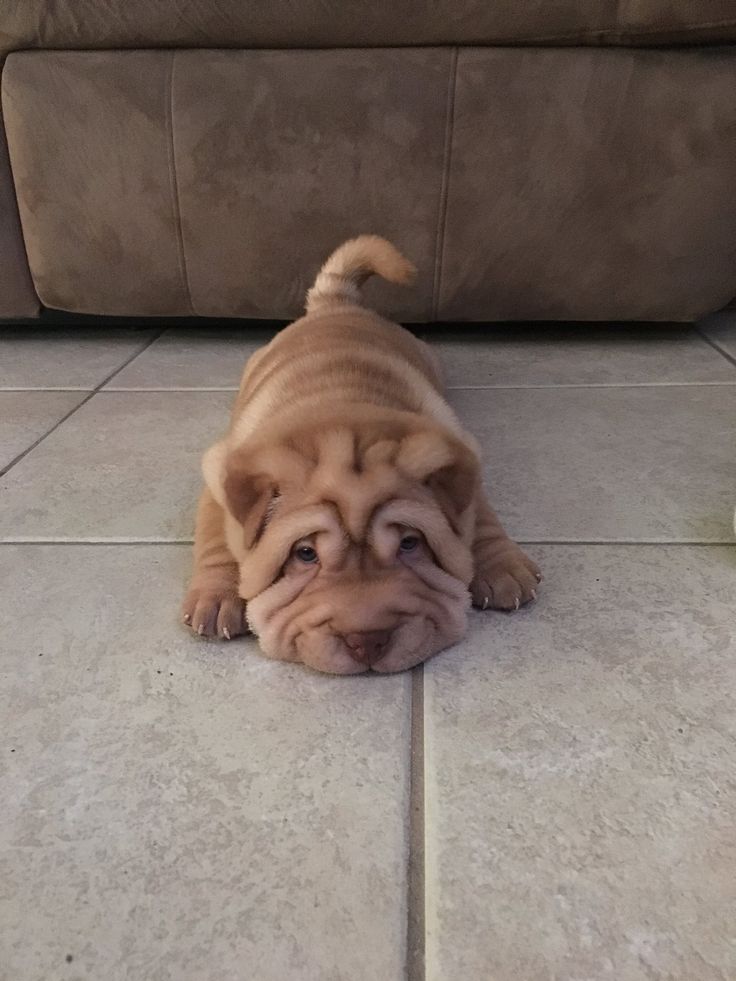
[1,316,735,981]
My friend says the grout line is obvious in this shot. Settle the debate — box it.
[517,539,735,546]
[447,381,736,390]
[694,324,736,369]
[0,387,93,392]
[102,386,239,393]
[0,539,193,546]
[0,330,165,480]
[6,381,732,395]
[407,664,426,981]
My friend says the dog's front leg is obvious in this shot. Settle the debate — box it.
[182,488,248,639]
[470,495,542,611]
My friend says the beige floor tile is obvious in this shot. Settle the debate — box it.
[0,392,231,540]
[0,328,155,389]
[424,544,736,981]
[450,384,736,542]
[0,391,84,471]
[425,324,736,387]
[108,327,276,389]
[0,544,410,981]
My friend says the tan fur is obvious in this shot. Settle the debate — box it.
[184,236,540,673]
[305,234,416,313]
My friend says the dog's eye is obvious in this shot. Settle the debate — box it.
[399,535,420,553]
[295,545,318,563]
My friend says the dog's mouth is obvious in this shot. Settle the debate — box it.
[282,610,464,675]
[246,555,471,674]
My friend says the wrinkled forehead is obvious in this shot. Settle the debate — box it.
[283,430,422,540]
[308,466,412,542]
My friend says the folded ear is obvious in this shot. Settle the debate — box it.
[397,431,480,532]
[223,452,278,550]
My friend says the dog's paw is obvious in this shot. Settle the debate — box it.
[182,587,249,640]
[471,546,541,612]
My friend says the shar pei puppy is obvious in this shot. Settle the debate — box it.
[183,236,540,673]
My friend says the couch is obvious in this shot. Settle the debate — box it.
[2,2,736,324]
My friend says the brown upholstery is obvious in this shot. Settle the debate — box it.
[0,118,38,318]
[439,48,736,321]
[4,47,736,322]
[2,53,189,316]
[2,0,736,50]
[174,50,449,322]
[2,50,449,319]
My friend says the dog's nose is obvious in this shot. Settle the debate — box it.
[343,630,392,667]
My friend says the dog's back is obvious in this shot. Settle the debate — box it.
[230,236,458,445]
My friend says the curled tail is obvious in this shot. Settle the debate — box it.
[305,235,416,314]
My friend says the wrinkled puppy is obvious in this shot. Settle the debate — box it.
[183,236,541,673]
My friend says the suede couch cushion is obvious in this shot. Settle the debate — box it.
[438,47,736,321]
[1,0,736,50]
[2,50,450,319]
[0,119,38,318]
[2,53,188,316]
[4,47,736,322]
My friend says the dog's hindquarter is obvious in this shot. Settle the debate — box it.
[228,234,451,446]
[229,308,459,448]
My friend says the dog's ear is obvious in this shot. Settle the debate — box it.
[427,451,480,530]
[397,431,480,531]
[202,441,276,546]
[222,451,278,549]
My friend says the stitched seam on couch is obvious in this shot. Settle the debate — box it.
[432,46,458,322]
[165,50,195,316]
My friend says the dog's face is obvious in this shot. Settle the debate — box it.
[207,422,479,674]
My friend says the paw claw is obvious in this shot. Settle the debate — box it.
[471,544,541,611]
[182,585,248,640]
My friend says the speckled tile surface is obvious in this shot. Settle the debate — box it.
[0,392,231,541]
[0,328,155,389]
[0,546,410,981]
[1,321,735,981]
[450,385,736,543]
[0,390,84,470]
[425,323,736,387]
[424,545,736,981]
[107,327,276,390]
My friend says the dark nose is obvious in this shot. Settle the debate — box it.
[343,630,392,667]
